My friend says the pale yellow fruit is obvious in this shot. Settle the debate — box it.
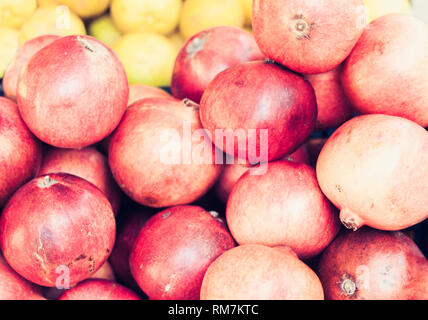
[168,32,186,53]
[19,5,86,45]
[111,0,182,35]
[0,0,37,29]
[112,32,177,87]
[241,0,252,26]
[180,0,245,39]
[38,0,61,5]
[60,0,110,18]
[0,27,19,78]
[364,0,411,22]
[89,15,122,46]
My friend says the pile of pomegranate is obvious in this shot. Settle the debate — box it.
[0,0,427,300]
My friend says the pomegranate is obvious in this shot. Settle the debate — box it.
[200,60,317,164]
[3,35,60,101]
[171,26,264,103]
[304,65,354,130]
[109,206,153,289]
[38,147,122,215]
[316,114,428,231]
[58,279,141,300]
[128,84,172,106]
[342,14,428,127]
[200,244,324,300]
[129,205,236,300]
[226,161,340,259]
[0,173,116,287]
[215,145,311,203]
[0,97,42,208]
[252,0,365,74]
[109,98,222,208]
[17,35,128,148]
[0,255,45,300]
[318,228,428,300]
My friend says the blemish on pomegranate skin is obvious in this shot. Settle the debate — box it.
[164,283,171,292]
[77,36,95,53]
[186,33,209,57]
[39,175,59,188]
[162,211,171,219]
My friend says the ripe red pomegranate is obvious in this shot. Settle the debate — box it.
[0,97,42,208]
[304,65,354,130]
[318,228,428,300]
[215,145,310,203]
[58,279,141,300]
[171,26,264,103]
[129,205,236,300]
[317,114,428,231]
[3,35,60,101]
[17,35,128,148]
[0,173,116,287]
[0,255,45,300]
[38,147,122,215]
[226,161,340,259]
[109,207,153,289]
[200,61,317,164]
[252,0,365,74]
[128,84,172,106]
[201,244,324,300]
[109,98,222,208]
[342,14,428,127]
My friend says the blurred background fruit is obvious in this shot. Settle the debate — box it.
[89,14,122,46]
[19,5,86,45]
[364,0,411,22]
[412,0,428,23]
[111,0,182,35]
[0,28,19,78]
[60,0,110,19]
[240,0,252,26]
[180,0,245,39]
[0,0,37,29]
[112,32,177,87]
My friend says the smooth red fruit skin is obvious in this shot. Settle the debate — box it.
[0,173,116,287]
[128,84,172,106]
[58,279,140,300]
[171,26,264,103]
[226,161,340,259]
[200,61,317,163]
[200,244,324,300]
[129,205,236,300]
[0,97,42,208]
[38,147,122,215]
[318,228,428,300]
[304,65,354,130]
[109,207,153,289]
[3,35,60,102]
[109,98,222,208]
[215,145,310,203]
[342,14,428,127]
[17,35,129,149]
[0,255,45,300]
[253,0,365,74]
[316,114,428,231]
